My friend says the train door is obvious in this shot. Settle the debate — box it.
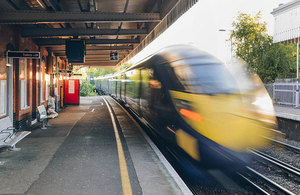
[149,67,176,139]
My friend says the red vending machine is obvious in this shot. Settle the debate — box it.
[64,79,80,105]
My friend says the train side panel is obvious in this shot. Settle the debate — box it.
[124,69,141,115]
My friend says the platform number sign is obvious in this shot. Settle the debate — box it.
[110,52,118,61]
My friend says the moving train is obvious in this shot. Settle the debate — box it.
[95,45,276,170]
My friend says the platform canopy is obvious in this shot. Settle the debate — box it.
[0,0,198,67]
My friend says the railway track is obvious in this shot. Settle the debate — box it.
[237,166,296,195]
[264,136,300,154]
[250,149,300,177]
[239,148,300,195]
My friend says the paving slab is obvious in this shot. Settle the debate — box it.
[0,104,86,194]
[274,104,300,121]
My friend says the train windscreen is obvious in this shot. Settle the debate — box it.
[165,58,254,95]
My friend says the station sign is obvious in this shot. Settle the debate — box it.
[7,51,40,59]
[58,70,72,74]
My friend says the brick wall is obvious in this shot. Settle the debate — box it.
[0,24,68,130]
[0,25,48,129]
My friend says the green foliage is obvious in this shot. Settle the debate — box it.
[231,12,297,83]
[75,62,134,96]
[116,62,133,71]
[80,80,97,96]
[85,68,116,78]
[73,62,133,80]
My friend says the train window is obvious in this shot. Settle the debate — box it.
[165,59,240,94]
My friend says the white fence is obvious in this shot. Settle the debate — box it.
[273,79,300,106]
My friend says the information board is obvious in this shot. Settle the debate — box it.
[68,80,75,94]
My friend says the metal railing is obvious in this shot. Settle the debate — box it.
[273,79,300,106]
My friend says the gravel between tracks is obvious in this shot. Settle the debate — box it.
[251,160,299,194]
[252,137,300,194]
[262,138,300,169]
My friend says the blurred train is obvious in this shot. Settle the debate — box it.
[95,45,277,170]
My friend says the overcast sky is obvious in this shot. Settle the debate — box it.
[129,0,292,64]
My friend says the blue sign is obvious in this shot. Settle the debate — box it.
[90,75,94,85]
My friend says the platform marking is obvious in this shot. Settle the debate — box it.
[102,97,132,195]
[113,98,193,195]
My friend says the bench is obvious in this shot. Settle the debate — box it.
[37,105,58,130]
[0,117,31,150]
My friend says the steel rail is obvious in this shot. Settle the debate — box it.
[246,166,295,195]
[236,173,270,195]
[264,136,300,153]
[250,149,300,177]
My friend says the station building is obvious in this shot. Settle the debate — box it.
[272,0,300,43]
[272,0,300,107]
[0,25,69,130]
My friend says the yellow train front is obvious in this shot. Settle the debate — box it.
[96,45,277,171]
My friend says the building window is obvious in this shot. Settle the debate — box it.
[45,74,49,101]
[0,57,8,117]
[20,59,28,110]
[40,62,46,103]
[0,80,6,117]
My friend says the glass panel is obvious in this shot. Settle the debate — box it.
[175,64,238,94]
[19,59,26,80]
[40,63,44,102]
[21,80,25,109]
[0,80,7,116]
[164,58,248,95]
[140,68,153,115]
[125,69,140,112]
[0,58,7,80]
[20,59,27,109]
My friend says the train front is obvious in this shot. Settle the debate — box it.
[161,48,277,169]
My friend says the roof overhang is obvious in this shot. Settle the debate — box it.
[271,0,300,16]
[0,0,199,68]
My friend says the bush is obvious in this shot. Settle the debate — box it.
[80,80,97,96]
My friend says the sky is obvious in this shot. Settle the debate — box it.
[129,0,292,64]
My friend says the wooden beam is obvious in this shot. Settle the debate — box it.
[0,11,161,24]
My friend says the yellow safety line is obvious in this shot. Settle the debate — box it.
[102,97,132,195]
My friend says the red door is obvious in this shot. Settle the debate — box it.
[64,79,79,105]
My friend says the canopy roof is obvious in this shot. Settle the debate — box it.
[0,0,198,68]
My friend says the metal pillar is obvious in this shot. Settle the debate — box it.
[296,41,299,107]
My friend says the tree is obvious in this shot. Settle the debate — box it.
[116,62,133,71]
[80,80,97,96]
[73,62,133,80]
[86,67,116,78]
[231,12,296,83]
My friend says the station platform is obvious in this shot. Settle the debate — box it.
[0,96,191,195]
[274,104,300,121]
